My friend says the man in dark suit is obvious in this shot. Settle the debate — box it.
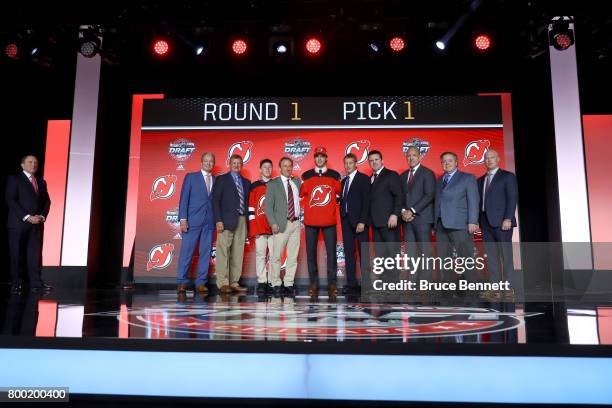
[368,150,402,259]
[339,153,370,294]
[399,147,436,281]
[478,149,518,294]
[434,152,480,283]
[212,154,251,294]
[177,152,216,294]
[5,155,52,293]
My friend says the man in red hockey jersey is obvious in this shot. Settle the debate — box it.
[248,159,274,296]
[300,146,342,297]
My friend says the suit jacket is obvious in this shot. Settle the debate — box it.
[369,167,402,228]
[212,172,251,231]
[178,171,215,229]
[265,175,302,233]
[399,165,436,225]
[478,169,518,227]
[340,171,370,227]
[5,173,51,228]
[435,170,479,230]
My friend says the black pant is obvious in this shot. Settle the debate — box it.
[341,217,369,288]
[480,213,514,285]
[403,222,433,281]
[372,225,400,259]
[305,225,337,285]
[8,223,43,287]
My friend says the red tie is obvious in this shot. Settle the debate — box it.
[30,176,39,194]
[287,179,296,220]
[407,168,414,184]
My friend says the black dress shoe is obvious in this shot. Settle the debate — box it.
[341,285,360,295]
[256,283,268,295]
[272,286,282,297]
[265,283,274,294]
[283,286,296,296]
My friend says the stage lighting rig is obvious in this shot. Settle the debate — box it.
[78,26,102,58]
[548,17,575,51]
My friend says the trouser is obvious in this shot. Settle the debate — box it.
[341,217,369,287]
[176,223,214,285]
[403,221,433,281]
[8,223,43,287]
[270,220,300,287]
[215,216,247,288]
[480,213,514,286]
[305,225,337,286]
[435,219,477,282]
[255,234,274,284]
[372,225,400,260]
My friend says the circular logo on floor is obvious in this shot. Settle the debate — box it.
[111,303,539,340]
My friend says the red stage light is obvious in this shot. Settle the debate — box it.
[389,37,405,52]
[232,39,248,55]
[474,34,491,51]
[554,33,572,50]
[153,40,170,56]
[305,38,322,55]
[5,43,18,59]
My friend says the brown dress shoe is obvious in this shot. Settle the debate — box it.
[177,284,187,293]
[231,285,248,293]
[197,284,209,294]
[308,283,319,296]
[219,285,232,294]
[328,283,338,297]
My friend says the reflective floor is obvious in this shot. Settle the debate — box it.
[2,285,612,345]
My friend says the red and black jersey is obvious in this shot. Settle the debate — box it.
[299,169,341,227]
[248,180,272,236]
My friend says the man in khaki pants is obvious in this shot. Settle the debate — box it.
[265,157,302,297]
[212,154,251,294]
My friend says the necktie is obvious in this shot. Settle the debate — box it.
[342,176,350,215]
[485,172,493,191]
[407,168,414,184]
[205,174,212,195]
[287,179,296,220]
[234,175,244,215]
[442,173,450,188]
[30,176,38,194]
[371,171,378,184]
[482,172,493,211]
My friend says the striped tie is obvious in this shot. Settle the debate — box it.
[287,179,296,220]
[234,174,244,215]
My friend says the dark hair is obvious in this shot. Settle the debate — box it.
[21,154,37,163]
[439,151,458,161]
[229,154,244,162]
[344,153,358,162]
[368,150,383,160]
[279,156,294,166]
[260,158,273,168]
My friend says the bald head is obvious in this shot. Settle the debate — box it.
[484,149,500,171]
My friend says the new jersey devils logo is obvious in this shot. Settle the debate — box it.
[345,140,371,164]
[150,175,178,201]
[227,141,253,165]
[463,139,490,166]
[146,243,175,271]
[309,185,333,208]
[257,195,266,217]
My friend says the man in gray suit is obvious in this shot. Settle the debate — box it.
[399,147,436,281]
[434,152,479,283]
[265,157,303,296]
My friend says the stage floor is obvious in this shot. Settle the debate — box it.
[2,285,612,346]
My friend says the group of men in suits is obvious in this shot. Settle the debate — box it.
[174,145,518,297]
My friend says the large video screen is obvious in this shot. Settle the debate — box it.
[132,96,515,282]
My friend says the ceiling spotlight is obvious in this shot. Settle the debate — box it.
[474,34,491,51]
[549,19,575,51]
[4,43,19,59]
[30,47,39,56]
[195,45,205,55]
[78,26,102,58]
[276,43,288,54]
[369,42,380,53]
[305,37,322,55]
[435,41,446,50]
[232,39,248,55]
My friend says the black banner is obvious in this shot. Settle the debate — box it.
[142,96,502,128]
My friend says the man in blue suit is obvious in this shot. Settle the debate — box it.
[177,152,216,294]
[478,150,518,295]
[434,152,480,283]
[212,154,251,294]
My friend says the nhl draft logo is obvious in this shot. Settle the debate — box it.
[146,243,174,271]
[227,141,253,165]
[309,185,333,208]
[165,207,181,240]
[168,138,196,170]
[345,140,371,164]
[402,138,431,157]
[150,175,177,201]
[284,138,311,167]
[464,139,490,166]
[256,195,266,217]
